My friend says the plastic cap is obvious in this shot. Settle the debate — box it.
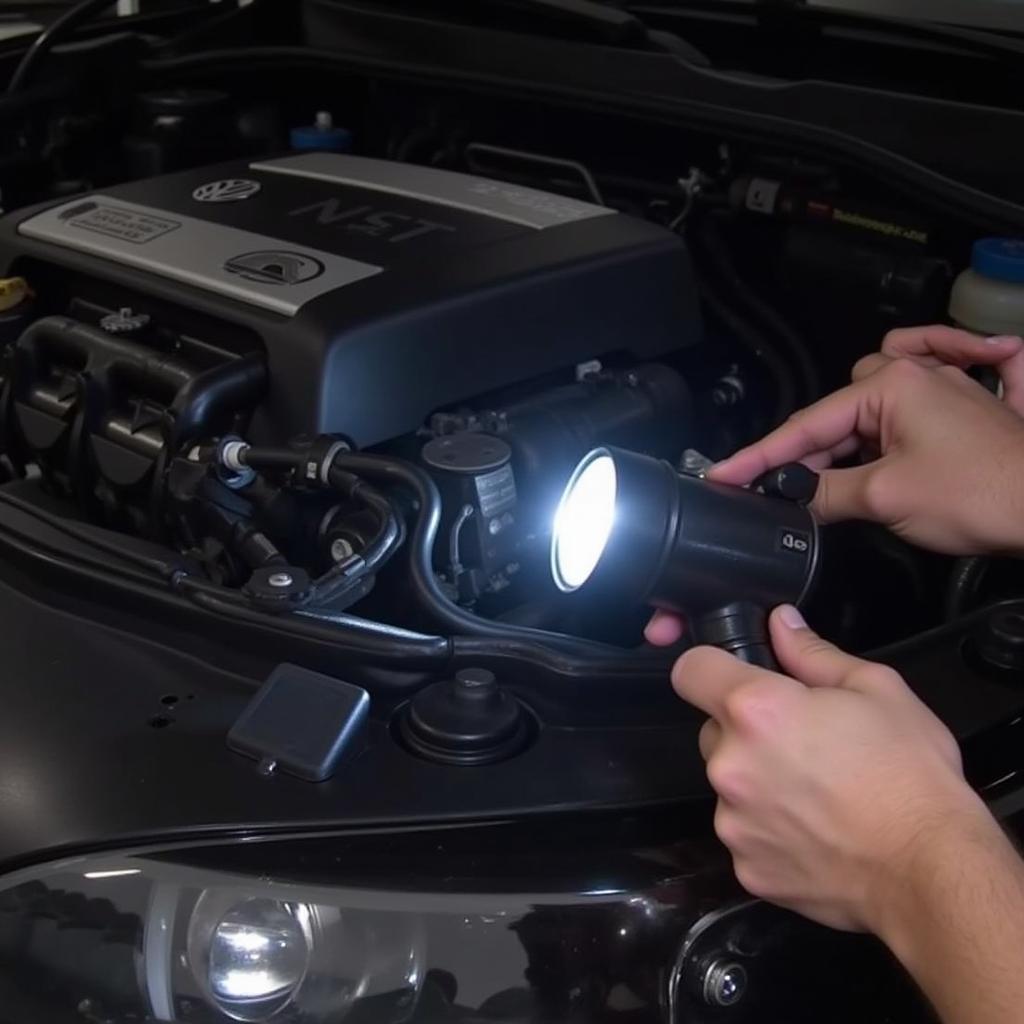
[971,238,1024,284]
[289,123,353,153]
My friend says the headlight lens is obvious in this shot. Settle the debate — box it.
[203,899,312,1019]
[0,831,704,1023]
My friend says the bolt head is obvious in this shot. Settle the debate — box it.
[330,538,354,562]
[455,667,497,690]
[703,960,747,1008]
[268,572,294,588]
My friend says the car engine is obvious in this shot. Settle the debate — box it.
[4,6,1024,1021]
[0,151,699,626]
[0,140,951,664]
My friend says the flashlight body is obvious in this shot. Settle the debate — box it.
[594,448,818,615]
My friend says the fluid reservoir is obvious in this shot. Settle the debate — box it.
[950,239,1024,337]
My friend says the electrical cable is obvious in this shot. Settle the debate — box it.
[7,0,116,94]
[0,487,182,578]
[696,271,797,429]
[0,492,452,669]
[0,487,673,682]
[448,503,474,581]
[0,447,672,677]
[699,211,821,405]
[236,443,678,666]
[328,450,674,666]
[945,556,990,622]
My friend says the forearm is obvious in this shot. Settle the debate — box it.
[875,798,1024,1024]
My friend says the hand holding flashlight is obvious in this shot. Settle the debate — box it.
[711,356,1024,557]
[674,604,978,933]
[647,330,1024,648]
[676,606,1024,1024]
[551,447,818,667]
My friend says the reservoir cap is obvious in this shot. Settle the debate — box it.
[972,238,1024,284]
[290,111,353,153]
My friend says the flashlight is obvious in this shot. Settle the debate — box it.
[551,447,820,668]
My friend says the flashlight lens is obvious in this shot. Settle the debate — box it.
[552,452,617,592]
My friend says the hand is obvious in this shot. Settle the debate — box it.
[645,327,1024,646]
[672,605,991,933]
[854,325,1024,415]
[710,356,1024,555]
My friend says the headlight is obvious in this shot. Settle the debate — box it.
[195,898,313,1019]
[0,831,702,1023]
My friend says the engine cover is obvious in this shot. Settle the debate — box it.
[0,154,700,447]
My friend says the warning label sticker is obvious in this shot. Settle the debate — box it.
[57,202,180,245]
[20,194,383,316]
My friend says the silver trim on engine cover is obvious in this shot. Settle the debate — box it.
[250,153,615,230]
[17,196,383,316]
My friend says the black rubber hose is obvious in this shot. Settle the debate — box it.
[945,556,990,622]
[8,0,116,94]
[697,272,797,429]
[330,451,672,663]
[233,450,404,604]
[700,212,821,405]
[0,484,673,681]
[187,589,450,668]
[0,488,180,578]
[349,484,402,574]
[312,485,403,606]
[0,495,452,667]
[237,447,306,472]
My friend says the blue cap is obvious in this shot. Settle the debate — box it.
[972,238,1024,284]
[290,123,353,153]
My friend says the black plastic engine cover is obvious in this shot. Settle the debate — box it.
[0,154,700,447]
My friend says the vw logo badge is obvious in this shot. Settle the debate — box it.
[224,251,325,286]
[192,178,261,203]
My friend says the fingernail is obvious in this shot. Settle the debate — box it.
[777,604,806,629]
[985,335,1023,346]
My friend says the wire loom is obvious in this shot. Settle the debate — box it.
[0,442,677,686]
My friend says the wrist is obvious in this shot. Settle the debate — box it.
[869,788,1008,962]
[992,446,1024,556]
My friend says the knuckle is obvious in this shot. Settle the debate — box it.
[732,859,766,899]
[851,663,904,693]
[860,470,891,520]
[723,681,777,731]
[698,718,720,758]
[706,755,749,804]
[796,634,838,661]
[672,646,713,690]
[713,804,743,850]
[852,353,883,380]
[883,356,925,387]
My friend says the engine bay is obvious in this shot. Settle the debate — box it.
[0,1,1021,750]
[5,6,1024,1023]
[0,128,975,659]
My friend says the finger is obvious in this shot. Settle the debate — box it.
[698,718,722,761]
[708,384,872,486]
[881,325,1022,368]
[852,352,896,382]
[997,348,1024,416]
[672,645,765,721]
[645,609,686,647]
[800,436,862,472]
[810,463,880,524]
[769,605,864,688]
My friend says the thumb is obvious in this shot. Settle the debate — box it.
[769,605,863,688]
[811,463,880,524]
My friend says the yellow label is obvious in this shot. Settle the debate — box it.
[831,208,929,245]
[0,277,29,312]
